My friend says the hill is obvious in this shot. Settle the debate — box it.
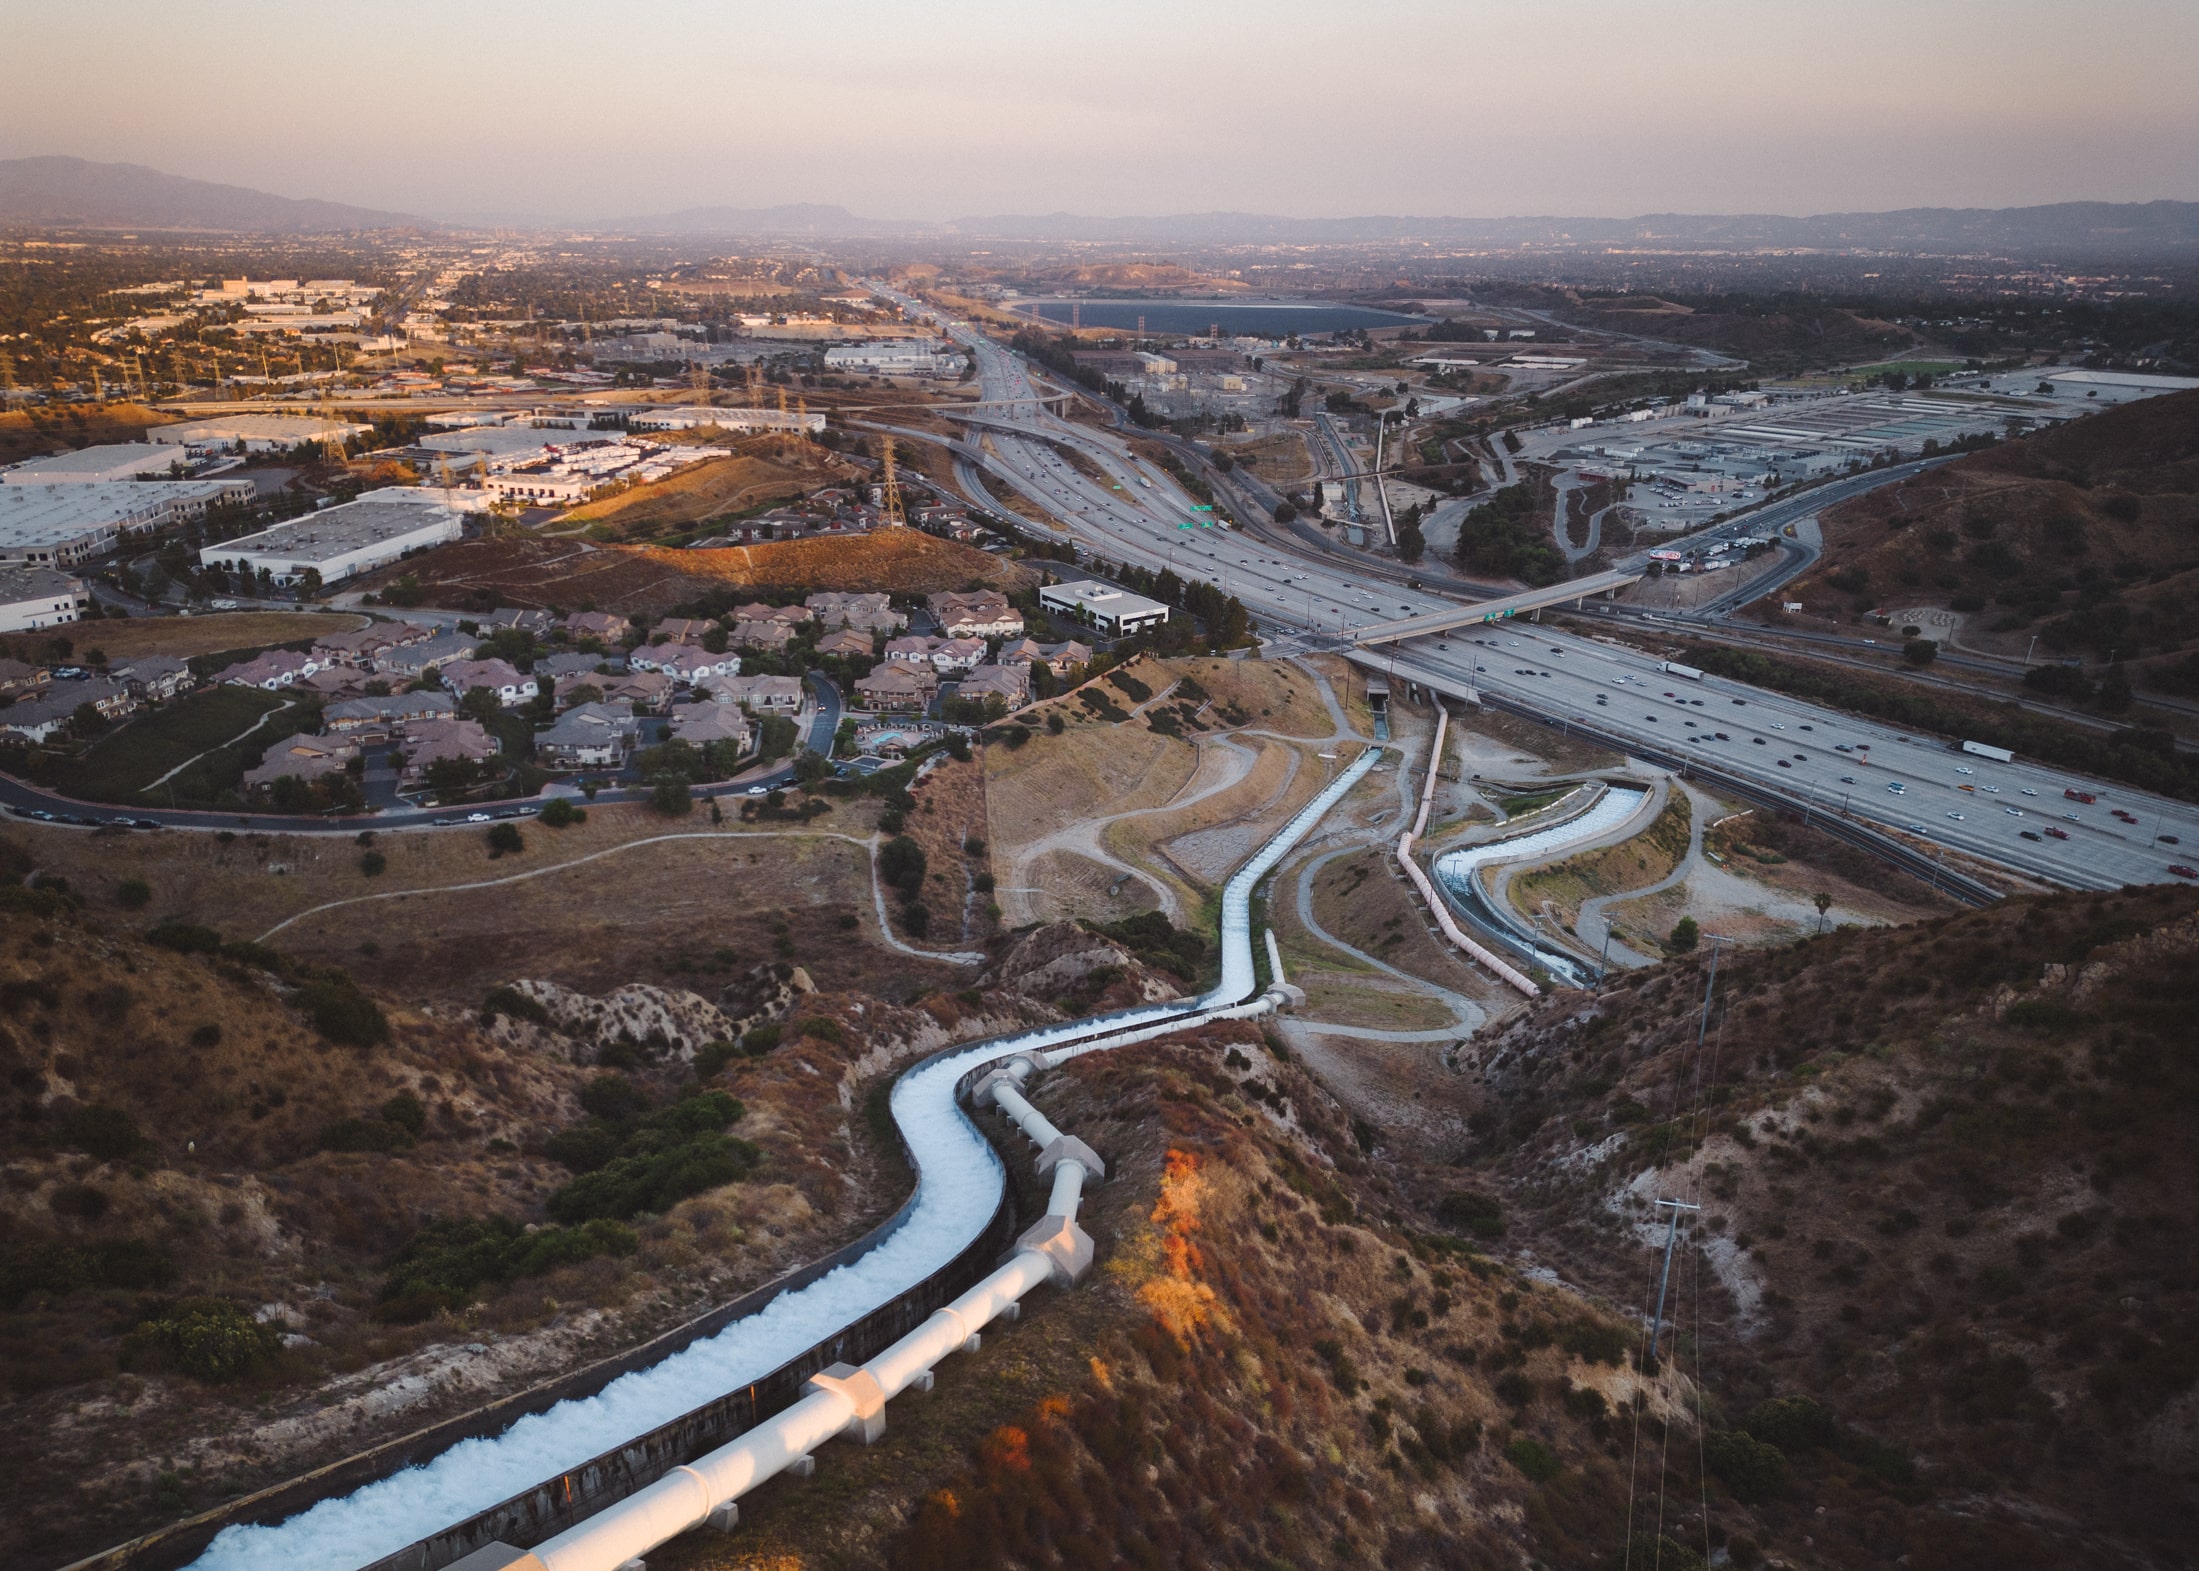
[1771,389,2199,683]
[0,156,423,232]
[1461,882,2199,1570]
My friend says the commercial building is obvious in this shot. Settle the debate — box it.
[0,565,90,633]
[0,481,253,566]
[199,489,464,586]
[3,444,186,484]
[625,406,826,436]
[822,342,965,377]
[152,414,371,455]
[1039,579,1171,638]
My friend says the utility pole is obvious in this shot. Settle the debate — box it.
[1647,1197,1701,1363]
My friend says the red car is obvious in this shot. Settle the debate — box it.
[2044,827,2069,840]
[2170,865,2198,880]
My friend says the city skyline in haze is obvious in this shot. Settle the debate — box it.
[3,0,2196,226]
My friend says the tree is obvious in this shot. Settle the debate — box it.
[878,834,927,901]
[1273,501,1297,525]
[1813,891,1832,932]
[1902,638,1939,667]
[1396,502,1426,565]
[485,822,524,857]
[540,796,586,828]
[459,686,502,725]
[758,714,798,761]
[649,778,693,817]
[1670,916,1700,953]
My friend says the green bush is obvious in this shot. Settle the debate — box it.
[116,878,152,910]
[61,1104,150,1161]
[319,1115,414,1154]
[0,1236,175,1309]
[539,796,586,828]
[1437,1191,1505,1239]
[545,1089,757,1222]
[376,1214,638,1322]
[360,850,387,877]
[798,1016,844,1045]
[1706,1428,1788,1502]
[1502,1436,1560,1482]
[741,1022,783,1056]
[1625,1535,1706,1571]
[693,1040,741,1079]
[380,1092,426,1139]
[294,976,388,1045]
[1670,916,1700,953]
[485,822,525,857]
[481,984,550,1025]
[879,835,927,900]
[131,1297,280,1383]
[1745,1393,1836,1451]
[148,920,223,955]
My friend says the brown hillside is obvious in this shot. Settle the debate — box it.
[1778,390,2199,667]
[1465,883,2199,1570]
[634,529,1034,595]
[0,402,179,467]
[563,435,858,540]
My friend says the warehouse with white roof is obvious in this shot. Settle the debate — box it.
[3,443,189,484]
[199,489,464,585]
[0,481,254,566]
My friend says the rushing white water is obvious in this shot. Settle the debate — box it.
[190,749,1378,1571]
[1431,785,1648,893]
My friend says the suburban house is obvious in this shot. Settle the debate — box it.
[0,657,47,698]
[603,670,674,712]
[813,627,873,659]
[324,691,458,739]
[956,663,1031,706]
[216,649,320,689]
[728,618,796,653]
[400,717,499,783]
[669,703,752,752]
[651,617,717,646]
[929,589,1023,639]
[313,622,433,667]
[930,637,986,673]
[377,631,478,676]
[437,657,537,706]
[110,656,195,702]
[884,635,937,665]
[243,734,358,790]
[629,644,741,682]
[853,663,935,712]
[295,666,373,700]
[536,701,640,769]
[476,608,554,636]
[0,678,135,741]
[731,602,811,629]
[704,672,805,712]
[998,638,1093,674]
[561,610,633,644]
[806,591,904,633]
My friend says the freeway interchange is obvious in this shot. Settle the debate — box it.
[885,287,2199,893]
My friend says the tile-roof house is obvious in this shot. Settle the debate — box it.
[216,649,320,689]
[604,670,674,712]
[536,701,639,769]
[651,617,717,646]
[928,590,1023,639]
[669,703,752,751]
[243,734,358,789]
[703,673,806,712]
[930,637,987,673]
[813,627,873,658]
[806,591,903,632]
[853,663,933,712]
[729,619,795,652]
[437,658,538,706]
[324,691,457,737]
[956,663,1031,705]
[0,679,135,741]
[561,610,633,643]
[884,635,938,665]
[732,602,811,628]
[399,717,499,782]
[110,655,194,702]
[377,631,477,676]
[629,644,741,681]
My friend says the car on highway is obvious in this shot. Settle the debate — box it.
[1839,775,1857,784]
[747,785,768,797]
[2020,830,2042,841]
[2045,827,2069,840]
[2169,865,2199,879]
[2006,807,2024,817]
[1777,759,1792,768]
[1751,737,1765,745]
[2021,788,2037,797]
[1888,782,1907,794]
[1947,811,1964,821]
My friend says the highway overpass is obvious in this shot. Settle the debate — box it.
[1350,569,1643,646]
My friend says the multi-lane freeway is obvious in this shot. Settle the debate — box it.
[879,286,2199,891]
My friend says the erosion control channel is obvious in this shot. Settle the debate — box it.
[177,747,1382,1571]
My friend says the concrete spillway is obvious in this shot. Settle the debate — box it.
[188,748,1381,1571]
[1429,786,1649,987]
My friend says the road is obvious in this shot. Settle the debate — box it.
[871,283,2198,892]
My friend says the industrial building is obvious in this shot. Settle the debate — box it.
[822,342,965,377]
[625,406,826,435]
[0,565,90,633]
[3,443,188,484]
[1039,579,1171,638]
[151,414,371,455]
[199,489,465,585]
[0,480,254,566]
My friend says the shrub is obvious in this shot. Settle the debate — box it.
[798,1016,844,1044]
[878,835,927,900]
[1,1236,176,1309]
[148,920,222,955]
[50,1182,111,1220]
[539,796,586,828]
[376,1214,638,1322]
[1745,1393,1836,1452]
[480,985,549,1025]
[131,1297,280,1383]
[1437,1191,1506,1238]
[115,878,151,910]
[319,1115,414,1154]
[380,1092,426,1139]
[1706,1428,1788,1502]
[1502,1436,1560,1482]
[1670,916,1700,952]
[648,778,694,817]
[294,976,387,1045]
[1625,1536,1706,1571]
[61,1104,150,1161]
[740,1022,784,1056]
[485,822,524,857]
[359,850,387,877]
[693,1040,741,1079]
[1903,637,1940,667]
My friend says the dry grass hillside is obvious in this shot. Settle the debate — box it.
[651,1027,1690,1571]
[1458,882,2199,1570]
[638,529,1035,595]
[1,611,368,666]
[562,436,858,541]
[1778,390,2199,670]
[0,401,178,466]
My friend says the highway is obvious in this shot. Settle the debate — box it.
[875,284,2199,892]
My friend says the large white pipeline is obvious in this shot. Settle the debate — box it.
[1394,709,1542,997]
[190,748,1381,1571]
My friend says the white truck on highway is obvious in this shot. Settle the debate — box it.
[1960,739,2016,763]
[1661,661,1705,681]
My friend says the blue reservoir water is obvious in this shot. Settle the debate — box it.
[1010,298,1427,336]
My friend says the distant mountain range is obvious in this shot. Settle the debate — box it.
[3,156,2194,259]
[0,155,425,233]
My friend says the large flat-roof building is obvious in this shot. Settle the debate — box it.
[625,406,825,435]
[199,489,464,585]
[0,566,90,633]
[152,414,371,455]
[0,481,254,566]
[822,341,964,378]
[3,443,188,484]
[1039,579,1171,638]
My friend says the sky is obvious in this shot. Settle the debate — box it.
[4,0,2197,222]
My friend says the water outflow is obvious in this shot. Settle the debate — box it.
[189,748,1381,1571]
[1429,786,1649,988]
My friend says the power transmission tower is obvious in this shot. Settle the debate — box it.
[877,435,907,527]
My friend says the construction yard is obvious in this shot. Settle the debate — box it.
[556,435,858,542]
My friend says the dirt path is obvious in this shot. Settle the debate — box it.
[1574,778,1711,969]
[1286,845,1486,1038]
[145,699,296,789]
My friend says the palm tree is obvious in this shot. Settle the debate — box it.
[1813,891,1832,933]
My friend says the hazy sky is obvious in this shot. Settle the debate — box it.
[6,0,2196,220]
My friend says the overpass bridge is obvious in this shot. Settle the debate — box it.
[1350,568,1642,647]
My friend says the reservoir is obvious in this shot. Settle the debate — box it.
[1008,298,1428,336]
